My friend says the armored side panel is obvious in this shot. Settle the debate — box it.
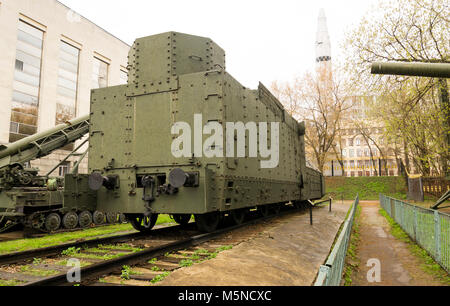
[63,174,97,213]
[305,167,325,201]
[128,32,225,85]
[0,188,63,219]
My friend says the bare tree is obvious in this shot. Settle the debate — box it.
[272,66,352,173]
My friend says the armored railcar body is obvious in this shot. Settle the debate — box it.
[89,32,325,232]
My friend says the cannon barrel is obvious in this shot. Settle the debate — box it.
[371,62,450,78]
[0,115,90,168]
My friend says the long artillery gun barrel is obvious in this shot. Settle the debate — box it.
[0,115,90,169]
[371,62,450,78]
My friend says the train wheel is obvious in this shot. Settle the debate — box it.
[230,209,246,225]
[45,213,61,232]
[173,214,191,226]
[62,212,79,230]
[195,212,220,233]
[93,211,106,225]
[271,204,282,215]
[129,214,158,233]
[106,212,118,224]
[79,211,93,228]
[258,205,270,217]
[119,214,127,224]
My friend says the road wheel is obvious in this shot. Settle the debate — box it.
[45,213,61,232]
[79,211,93,228]
[62,212,79,229]
[106,212,118,224]
[93,211,105,225]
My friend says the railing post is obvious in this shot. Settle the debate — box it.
[434,211,441,262]
[329,198,332,212]
[315,265,330,286]
[413,206,418,242]
[400,201,404,227]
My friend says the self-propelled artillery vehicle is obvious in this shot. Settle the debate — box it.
[0,116,122,232]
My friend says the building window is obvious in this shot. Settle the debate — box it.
[58,162,70,177]
[357,149,362,157]
[92,57,108,89]
[349,149,354,158]
[342,149,346,157]
[350,160,355,168]
[15,59,24,71]
[355,138,361,146]
[56,41,80,125]
[9,20,44,142]
[348,138,354,147]
[119,69,128,85]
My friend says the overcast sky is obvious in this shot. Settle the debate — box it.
[58,0,379,88]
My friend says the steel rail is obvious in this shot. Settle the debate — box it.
[0,223,189,266]
[24,205,308,286]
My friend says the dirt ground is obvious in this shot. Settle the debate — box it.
[159,202,351,286]
[353,201,445,286]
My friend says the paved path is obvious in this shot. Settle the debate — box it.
[353,201,443,286]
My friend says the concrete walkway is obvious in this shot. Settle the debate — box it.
[353,201,444,286]
[159,203,351,286]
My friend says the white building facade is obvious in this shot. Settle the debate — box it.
[0,0,130,175]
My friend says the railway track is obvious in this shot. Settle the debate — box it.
[0,203,309,286]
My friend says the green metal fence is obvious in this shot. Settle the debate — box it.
[380,194,449,273]
[314,195,359,286]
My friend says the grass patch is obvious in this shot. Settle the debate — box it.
[56,259,90,267]
[0,214,180,255]
[19,265,59,277]
[121,265,143,280]
[70,252,124,261]
[0,279,24,286]
[61,247,81,256]
[326,177,407,201]
[97,244,142,252]
[179,259,194,268]
[156,214,177,225]
[216,245,233,252]
[0,223,135,255]
[151,271,170,284]
[379,208,450,285]
[343,205,361,286]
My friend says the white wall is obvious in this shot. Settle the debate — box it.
[0,0,130,175]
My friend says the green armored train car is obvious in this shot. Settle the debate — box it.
[88,32,325,232]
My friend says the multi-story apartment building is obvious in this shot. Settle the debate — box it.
[323,96,400,177]
[0,0,130,176]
